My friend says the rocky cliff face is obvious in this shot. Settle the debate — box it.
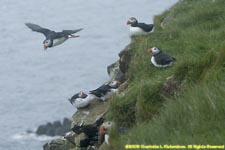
[43,44,132,150]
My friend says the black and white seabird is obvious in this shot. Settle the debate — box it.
[127,17,154,37]
[98,121,113,146]
[68,91,95,109]
[147,47,176,67]
[89,80,120,101]
[25,23,83,50]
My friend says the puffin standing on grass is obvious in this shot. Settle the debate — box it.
[90,80,120,101]
[147,47,176,67]
[127,17,154,37]
[25,23,83,50]
[68,91,95,109]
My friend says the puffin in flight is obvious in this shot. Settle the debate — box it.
[147,47,176,68]
[127,17,154,37]
[25,23,83,50]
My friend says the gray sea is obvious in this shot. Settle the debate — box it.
[0,0,177,149]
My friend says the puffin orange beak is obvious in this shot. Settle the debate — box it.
[69,35,80,38]
[147,48,152,53]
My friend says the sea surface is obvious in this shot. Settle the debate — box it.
[0,0,177,149]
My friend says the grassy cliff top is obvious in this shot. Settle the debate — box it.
[107,0,225,149]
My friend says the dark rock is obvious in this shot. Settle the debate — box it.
[36,124,51,135]
[36,125,45,135]
[54,128,66,136]
[115,70,126,83]
[107,61,126,83]
[36,118,72,136]
[53,121,62,128]
[107,61,119,76]
[119,45,132,74]
[63,118,71,127]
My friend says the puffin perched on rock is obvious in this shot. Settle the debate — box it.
[25,23,83,50]
[127,17,154,37]
[147,47,176,67]
[68,91,95,109]
[90,80,120,101]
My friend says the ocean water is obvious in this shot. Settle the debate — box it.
[0,0,178,149]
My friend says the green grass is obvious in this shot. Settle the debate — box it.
[111,81,225,149]
[106,0,225,149]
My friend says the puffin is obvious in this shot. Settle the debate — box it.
[147,47,176,67]
[89,80,120,101]
[25,23,83,50]
[98,121,113,146]
[68,91,95,109]
[127,17,154,37]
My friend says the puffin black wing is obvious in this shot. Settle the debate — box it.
[89,85,111,97]
[136,23,154,32]
[62,28,83,35]
[25,23,54,37]
[155,53,175,65]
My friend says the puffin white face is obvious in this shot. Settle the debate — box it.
[78,91,83,97]
[147,47,160,55]
[78,91,87,98]
[43,39,52,50]
[103,121,113,129]
[127,17,138,25]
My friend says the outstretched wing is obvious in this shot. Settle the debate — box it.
[62,28,83,35]
[25,23,53,37]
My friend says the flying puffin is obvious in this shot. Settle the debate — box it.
[89,80,120,101]
[68,91,95,109]
[127,17,154,37]
[25,23,83,50]
[147,47,176,67]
